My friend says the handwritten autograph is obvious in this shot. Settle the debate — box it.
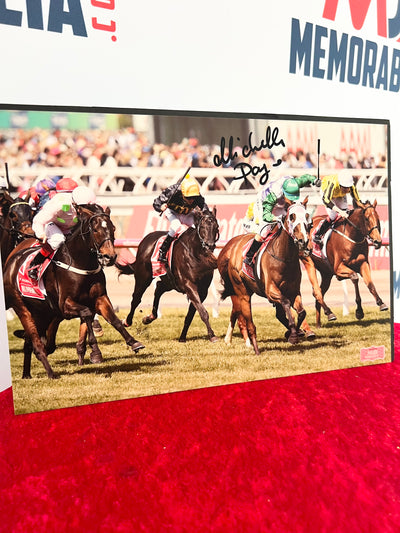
[213,126,285,185]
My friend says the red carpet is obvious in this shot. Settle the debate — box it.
[1,324,399,532]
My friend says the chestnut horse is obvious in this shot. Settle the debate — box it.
[0,192,34,268]
[116,207,220,343]
[4,203,144,379]
[303,199,388,327]
[218,200,313,355]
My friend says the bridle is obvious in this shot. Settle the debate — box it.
[335,204,380,245]
[196,211,219,253]
[1,200,34,243]
[266,203,310,262]
[79,212,115,260]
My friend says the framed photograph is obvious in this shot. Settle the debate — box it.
[1,107,393,414]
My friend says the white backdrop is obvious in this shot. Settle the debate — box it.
[0,0,398,392]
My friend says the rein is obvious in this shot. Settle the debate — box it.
[195,212,219,252]
[334,205,378,244]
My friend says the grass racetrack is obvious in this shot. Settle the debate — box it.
[7,267,392,414]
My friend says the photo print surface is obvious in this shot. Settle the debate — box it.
[0,108,392,414]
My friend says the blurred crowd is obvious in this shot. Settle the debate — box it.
[0,127,387,193]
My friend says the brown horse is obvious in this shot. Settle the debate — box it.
[218,200,313,355]
[0,192,34,268]
[4,203,145,379]
[116,207,220,343]
[303,199,388,328]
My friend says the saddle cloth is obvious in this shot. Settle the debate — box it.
[310,220,332,260]
[17,247,55,300]
[150,225,188,278]
[241,233,275,280]
[150,237,176,278]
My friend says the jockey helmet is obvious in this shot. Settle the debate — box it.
[56,177,79,192]
[181,176,200,197]
[72,186,97,205]
[338,172,354,188]
[282,177,300,201]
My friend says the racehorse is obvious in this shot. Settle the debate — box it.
[4,203,145,379]
[0,192,34,269]
[304,199,388,328]
[115,207,220,343]
[218,200,313,355]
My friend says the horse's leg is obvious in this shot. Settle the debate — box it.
[95,294,145,353]
[350,273,364,320]
[301,256,336,322]
[181,282,218,343]
[22,336,33,379]
[124,273,153,327]
[76,320,88,365]
[224,295,251,348]
[45,318,62,355]
[292,294,312,338]
[179,278,218,343]
[238,294,259,354]
[334,263,365,320]
[13,302,55,379]
[315,273,333,328]
[142,279,168,325]
[62,297,103,363]
[359,261,389,312]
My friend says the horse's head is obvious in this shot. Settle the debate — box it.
[7,198,35,242]
[284,197,312,255]
[76,204,117,267]
[193,206,219,253]
[352,199,382,249]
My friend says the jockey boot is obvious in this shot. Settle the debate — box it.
[313,218,331,246]
[243,238,262,265]
[158,234,174,263]
[28,244,53,281]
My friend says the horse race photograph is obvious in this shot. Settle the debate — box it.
[0,109,393,414]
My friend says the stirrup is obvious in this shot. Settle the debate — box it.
[28,265,40,280]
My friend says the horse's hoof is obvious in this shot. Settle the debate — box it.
[297,329,306,338]
[379,303,388,311]
[13,329,25,339]
[327,313,337,321]
[179,338,187,343]
[132,341,145,352]
[285,331,299,344]
[122,318,131,327]
[356,310,364,320]
[22,374,32,379]
[90,352,103,364]
[210,336,219,343]
[305,331,316,340]
[142,314,156,325]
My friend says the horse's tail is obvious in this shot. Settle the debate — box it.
[218,254,235,300]
[115,260,136,277]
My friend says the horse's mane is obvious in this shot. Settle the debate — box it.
[68,203,107,240]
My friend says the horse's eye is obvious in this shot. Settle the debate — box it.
[290,213,296,222]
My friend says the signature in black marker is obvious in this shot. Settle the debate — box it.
[213,126,285,185]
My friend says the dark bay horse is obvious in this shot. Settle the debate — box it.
[218,200,313,355]
[0,192,34,268]
[4,203,144,379]
[304,199,388,327]
[116,207,220,343]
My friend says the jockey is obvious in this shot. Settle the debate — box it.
[28,179,96,281]
[153,173,209,263]
[313,171,361,246]
[243,174,319,266]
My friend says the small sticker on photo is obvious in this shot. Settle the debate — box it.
[360,346,386,362]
